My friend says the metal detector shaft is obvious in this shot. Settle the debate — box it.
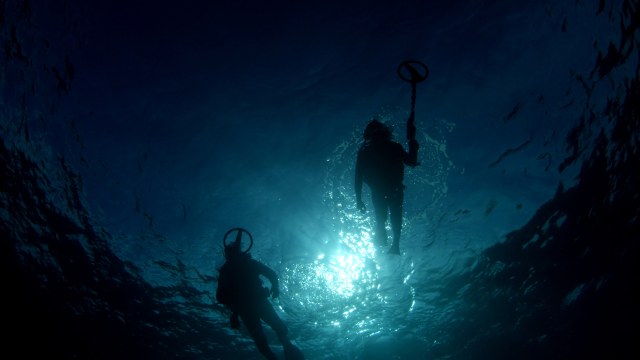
[397,60,429,142]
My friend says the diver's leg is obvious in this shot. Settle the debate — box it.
[260,303,306,360]
[388,189,403,254]
[240,312,278,360]
[371,191,388,246]
[260,301,289,343]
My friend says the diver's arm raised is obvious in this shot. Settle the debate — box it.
[254,260,280,298]
[406,138,419,167]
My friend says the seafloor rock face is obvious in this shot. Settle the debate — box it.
[0,136,223,358]
[432,36,640,358]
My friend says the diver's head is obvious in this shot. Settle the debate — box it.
[364,119,391,141]
[224,241,242,260]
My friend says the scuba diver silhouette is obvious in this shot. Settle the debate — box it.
[216,228,304,360]
[355,119,419,254]
[355,60,427,254]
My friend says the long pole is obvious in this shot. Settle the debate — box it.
[397,60,429,142]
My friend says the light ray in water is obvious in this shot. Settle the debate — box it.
[279,112,452,337]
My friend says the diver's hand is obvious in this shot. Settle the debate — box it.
[407,114,417,140]
[271,286,280,299]
[357,199,366,213]
[230,312,240,329]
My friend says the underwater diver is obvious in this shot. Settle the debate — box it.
[216,228,304,360]
[355,118,419,254]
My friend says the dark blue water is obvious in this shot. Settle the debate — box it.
[2,0,638,359]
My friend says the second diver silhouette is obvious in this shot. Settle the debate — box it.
[216,228,305,360]
[355,119,419,254]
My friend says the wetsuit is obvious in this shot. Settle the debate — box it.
[355,136,419,252]
[217,253,287,360]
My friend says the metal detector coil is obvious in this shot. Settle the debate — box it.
[397,60,429,143]
[223,227,253,253]
[397,60,429,84]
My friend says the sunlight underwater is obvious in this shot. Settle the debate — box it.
[2,1,639,359]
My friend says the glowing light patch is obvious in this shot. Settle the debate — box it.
[314,252,365,297]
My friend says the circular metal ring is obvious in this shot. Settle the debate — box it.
[397,60,429,84]
[223,227,254,253]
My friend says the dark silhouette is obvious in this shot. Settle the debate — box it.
[355,118,419,254]
[216,236,304,360]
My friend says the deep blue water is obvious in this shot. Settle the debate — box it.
[2,0,638,359]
